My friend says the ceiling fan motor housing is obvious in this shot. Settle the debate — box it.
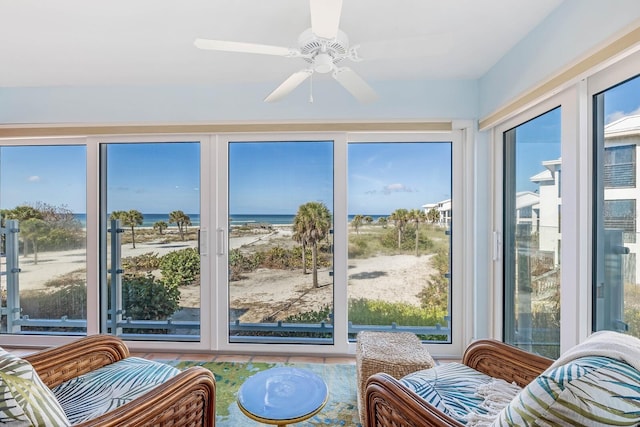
[298,28,349,72]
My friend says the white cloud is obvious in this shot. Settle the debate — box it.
[606,107,640,124]
[27,175,40,182]
[367,183,416,195]
[383,183,415,194]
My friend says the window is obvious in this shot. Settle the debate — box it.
[0,144,87,335]
[604,199,636,244]
[593,74,640,336]
[227,140,334,344]
[347,142,452,342]
[0,129,466,355]
[100,142,201,340]
[503,107,562,359]
[604,145,636,188]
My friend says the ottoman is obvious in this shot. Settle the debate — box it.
[356,331,435,424]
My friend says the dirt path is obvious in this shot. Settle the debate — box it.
[229,254,435,322]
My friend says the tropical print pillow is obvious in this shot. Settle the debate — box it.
[493,356,640,426]
[52,356,180,424]
[400,362,498,424]
[0,349,70,426]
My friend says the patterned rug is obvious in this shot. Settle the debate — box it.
[171,360,362,426]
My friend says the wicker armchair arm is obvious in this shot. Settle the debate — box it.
[25,335,130,389]
[74,366,216,427]
[462,339,553,387]
[365,373,464,427]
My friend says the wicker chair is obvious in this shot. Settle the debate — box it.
[364,339,553,427]
[24,334,216,427]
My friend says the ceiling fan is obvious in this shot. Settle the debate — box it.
[194,0,378,103]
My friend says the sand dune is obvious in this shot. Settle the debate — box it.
[11,226,436,324]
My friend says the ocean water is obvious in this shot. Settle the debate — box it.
[230,214,389,225]
[230,214,295,225]
[74,213,390,227]
[74,213,200,227]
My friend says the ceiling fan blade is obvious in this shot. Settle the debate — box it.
[264,69,314,102]
[194,38,294,56]
[332,67,378,103]
[310,0,342,39]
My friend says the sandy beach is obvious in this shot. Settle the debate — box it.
[12,225,436,323]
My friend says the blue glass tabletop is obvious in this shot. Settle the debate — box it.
[237,367,329,422]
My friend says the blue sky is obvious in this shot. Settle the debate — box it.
[604,75,640,123]
[0,145,87,212]
[1,140,451,217]
[515,74,640,193]
[229,140,452,216]
[515,107,561,192]
[347,142,451,215]
[0,142,200,214]
[106,142,200,213]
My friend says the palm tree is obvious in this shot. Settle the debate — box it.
[377,216,388,228]
[153,220,168,235]
[292,222,308,274]
[351,214,364,235]
[292,202,332,288]
[5,205,43,257]
[427,207,441,224]
[409,208,427,256]
[388,208,409,249]
[169,210,191,241]
[20,218,49,264]
[110,210,143,248]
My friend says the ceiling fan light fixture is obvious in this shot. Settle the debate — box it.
[314,53,334,73]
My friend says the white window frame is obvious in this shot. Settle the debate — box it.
[0,128,470,357]
[492,87,584,355]
[588,49,640,340]
[216,130,468,357]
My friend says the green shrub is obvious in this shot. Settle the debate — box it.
[21,283,87,321]
[262,246,295,269]
[229,245,331,281]
[348,298,448,341]
[121,273,180,320]
[234,305,333,339]
[122,252,161,272]
[229,248,259,280]
[348,236,369,258]
[160,248,200,287]
[283,304,332,323]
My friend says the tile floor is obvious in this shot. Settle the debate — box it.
[129,351,357,365]
[6,346,356,365]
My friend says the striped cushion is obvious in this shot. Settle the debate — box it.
[493,356,640,426]
[400,363,498,424]
[0,349,70,426]
[52,357,180,424]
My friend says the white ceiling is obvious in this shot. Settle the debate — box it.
[0,0,564,88]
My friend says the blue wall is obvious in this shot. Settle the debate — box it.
[0,79,477,124]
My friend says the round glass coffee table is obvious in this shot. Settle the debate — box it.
[237,366,329,426]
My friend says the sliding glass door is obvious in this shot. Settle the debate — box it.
[0,143,87,335]
[503,108,562,358]
[593,74,640,337]
[0,130,465,354]
[100,142,201,340]
[347,141,452,342]
[227,140,334,344]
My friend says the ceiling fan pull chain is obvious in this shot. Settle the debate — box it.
[309,73,314,103]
